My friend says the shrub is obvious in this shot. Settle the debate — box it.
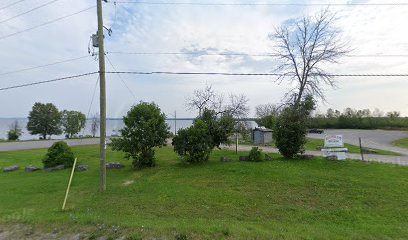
[43,141,75,168]
[248,147,264,162]
[172,120,213,163]
[110,102,170,169]
[7,120,22,141]
[274,96,315,159]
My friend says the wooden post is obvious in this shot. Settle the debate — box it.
[359,137,364,161]
[235,132,238,154]
[97,0,107,192]
[62,158,78,210]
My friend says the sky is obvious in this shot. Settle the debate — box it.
[1,0,408,118]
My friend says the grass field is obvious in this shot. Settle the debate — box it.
[256,138,400,156]
[392,137,408,149]
[0,145,408,239]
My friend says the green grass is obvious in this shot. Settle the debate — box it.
[252,138,400,156]
[305,138,400,156]
[392,137,408,149]
[1,145,408,239]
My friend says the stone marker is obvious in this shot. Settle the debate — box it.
[220,157,231,162]
[76,165,89,172]
[25,166,41,172]
[44,165,65,172]
[106,163,125,169]
[239,156,249,161]
[3,165,19,172]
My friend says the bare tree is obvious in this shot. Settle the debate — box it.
[91,113,99,137]
[273,9,349,106]
[255,103,281,119]
[186,85,249,118]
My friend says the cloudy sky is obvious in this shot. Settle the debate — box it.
[1,0,408,118]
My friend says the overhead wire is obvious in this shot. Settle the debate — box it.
[106,51,408,58]
[0,72,98,91]
[105,55,138,100]
[0,0,62,25]
[0,0,26,11]
[0,55,91,76]
[112,1,408,6]
[0,5,96,40]
[1,70,407,92]
[104,71,408,77]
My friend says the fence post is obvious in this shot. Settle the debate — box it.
[359,137,365,161]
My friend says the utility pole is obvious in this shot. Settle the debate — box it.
[174,110,177,135]
[97,0,106,192]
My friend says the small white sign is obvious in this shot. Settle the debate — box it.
[324,135,344,148]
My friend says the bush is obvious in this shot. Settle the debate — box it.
[172,120,213,163]
[274,96,315,159]
[248,147,264,162]
[110,102,170,169]
[43,141,75,168]
[7,131,19,141]
[7,120,22,141]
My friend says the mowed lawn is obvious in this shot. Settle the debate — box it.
[393,137,408,149]
[0,145,408,239]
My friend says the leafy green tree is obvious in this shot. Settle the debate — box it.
[274,96,315,158]
[172,120,213,163]
[27,102,62,139]
[43,141,75,168]
[60,110,86,138]
[172,109,235,163]
[198,109,235,149]
[7,120,22,141]
[110,102,170,169]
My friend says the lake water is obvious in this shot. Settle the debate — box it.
[0,118,257,140]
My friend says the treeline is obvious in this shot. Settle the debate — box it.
[7,102,99,141]
[308,108,408,129]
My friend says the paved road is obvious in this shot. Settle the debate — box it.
[0,138,100,152]
[2,135,408,166]
[225,145,408,166]
[307,129,408,156]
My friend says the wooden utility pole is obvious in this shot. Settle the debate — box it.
[97,0,106,192]
[174,110,177,135]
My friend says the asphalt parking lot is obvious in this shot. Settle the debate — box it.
[308,129,408,156]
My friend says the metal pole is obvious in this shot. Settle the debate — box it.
[174,110,177,135]
[97,0,106,192]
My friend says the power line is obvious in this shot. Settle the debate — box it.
[113,1,408,6]
[104,71,408,77]
[107,51,408,58]
[1,70,407,92]
[0,0,26,11]
[0,5,96,41]
[105,55,137,100]
[0,55,91,76]
[0,0,62,25]
[0,72,98,91]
